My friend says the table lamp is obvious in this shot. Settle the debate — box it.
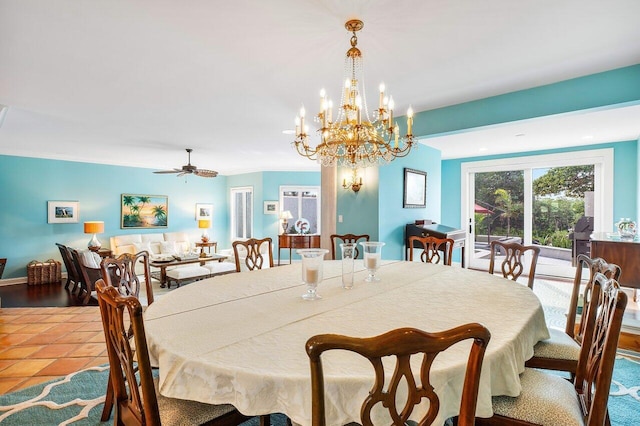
[198,219,211,243]
[280,210,293,234]
[84,221,104,251]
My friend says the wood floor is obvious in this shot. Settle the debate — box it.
[0,281,106,394]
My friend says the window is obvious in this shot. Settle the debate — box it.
[230,187,253,240]
[280,186,321,234]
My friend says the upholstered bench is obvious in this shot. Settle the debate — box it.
[203,262,236,276]
[165,266,210,288]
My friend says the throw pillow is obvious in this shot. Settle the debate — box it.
[80,250,101,269]
[160,241,177,255]
[133,241,152,254]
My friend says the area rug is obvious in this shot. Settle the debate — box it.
[1,357,638,425]
[0,365,289,425]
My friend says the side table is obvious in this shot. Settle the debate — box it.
[196,241,218,258]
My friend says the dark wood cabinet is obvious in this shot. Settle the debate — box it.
[590,232,640,300]
[278,234,321,265]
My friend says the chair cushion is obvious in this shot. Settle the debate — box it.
[154,377,237,426]
[166,266,210,280]
[532,327,580,360]
[491,368,583,425]
[203,262,236,275]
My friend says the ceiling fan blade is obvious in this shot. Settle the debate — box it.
[194,169,218,178]
[153,169,182,174]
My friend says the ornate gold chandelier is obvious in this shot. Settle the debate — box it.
[293,19,416,169]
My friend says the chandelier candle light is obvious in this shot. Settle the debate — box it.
[293,19,415,168]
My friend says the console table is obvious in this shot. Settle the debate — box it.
[590,232,639,301]
[277,234,321,265]
[405,222,466,267]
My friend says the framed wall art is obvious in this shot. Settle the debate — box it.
[264,201,279,215]
[47,201,79,223]
[196,203,213,220]
[121,194,168,228]
[403,168,427,208]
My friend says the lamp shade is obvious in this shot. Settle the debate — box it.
[280,210,293,220]
[84,221,104,234]
[198,219,211,229]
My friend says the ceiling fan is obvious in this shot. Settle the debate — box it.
[153,148,218,178]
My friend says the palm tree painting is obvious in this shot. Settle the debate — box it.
[121,194,168,228]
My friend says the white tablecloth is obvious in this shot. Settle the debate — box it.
[144,260,549,425]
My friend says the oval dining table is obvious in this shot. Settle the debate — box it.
[143,260,550,425]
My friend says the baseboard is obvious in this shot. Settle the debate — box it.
[0,272,68,287]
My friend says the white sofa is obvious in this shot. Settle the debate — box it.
[109,231,236,285]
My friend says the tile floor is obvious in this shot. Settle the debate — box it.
[0,306,108,394]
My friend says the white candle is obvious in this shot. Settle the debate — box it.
[379,83,385,109]
[299,107,305,135]
[407,106,414,135]
[305,267,319,284]
[365,255,379,270]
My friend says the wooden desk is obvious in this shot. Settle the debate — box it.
[277,234,321,265]
[590,232,639,300]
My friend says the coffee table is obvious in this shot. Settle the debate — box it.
[149,253,227,287]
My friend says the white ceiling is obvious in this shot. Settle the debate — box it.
[1,0,640,175]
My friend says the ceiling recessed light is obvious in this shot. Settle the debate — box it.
[582,135,594,140]
[282,129,295,135]
[479,147,488,151]
[515,133,525,137]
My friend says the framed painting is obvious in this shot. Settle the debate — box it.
[196,203,213,220]
[403,168,427,208]
[264,201,279,215]
[48,201,79,223]
[121,194,168,228]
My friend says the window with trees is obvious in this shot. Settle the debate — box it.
[230,187,253,240]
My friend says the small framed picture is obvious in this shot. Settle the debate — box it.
[48,201,80,223]
[196,203,213,220]
[403,168,427,208]
[264,201,279,215]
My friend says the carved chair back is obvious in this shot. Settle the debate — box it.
[488,240,540,289]
[96,280,161,426]
[574,274,627,426]
[306,324,491,426]
[101,251,154,305]
[232,238,274,272]
[408,235,454,266]
[566,255,621,343]
[330,233,370,259]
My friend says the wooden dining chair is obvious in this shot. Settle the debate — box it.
[95,280,250,426]
[526,254,621,374]
[488,240,540,289]
[232,237,274,272]
[306,324,491,426]
[330,233,370,259]
[477,274,627,426]
[99,250,154,421]
[408,235,454,265]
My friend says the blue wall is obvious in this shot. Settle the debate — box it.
[0,156,321,279]
[0,155,227,279]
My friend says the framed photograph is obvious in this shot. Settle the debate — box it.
[47,201,79,223]
[121,194,168,228]
[403,168,427,208]
[196,203,213,220]
[264,200,279,215]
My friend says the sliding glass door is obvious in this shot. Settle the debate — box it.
[462,149,613,278]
